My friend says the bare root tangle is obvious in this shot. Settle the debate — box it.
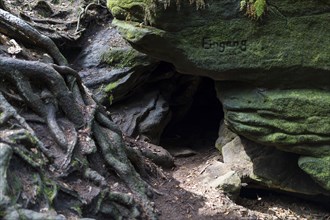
[0,5,161,220]
[75,0,108,34]
[0,57,85,128]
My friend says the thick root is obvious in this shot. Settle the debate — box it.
[0,143,12,209]
[4,207,65,220]
[93,123,158,219]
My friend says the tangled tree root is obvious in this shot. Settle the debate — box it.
[0,7,161,220]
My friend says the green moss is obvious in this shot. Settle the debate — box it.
[110,1,330,81]
[101,48,141,68]
[42,177,58,205]
[240,0,267,19]
[108,0,206,24]
[108,1,146,22]
[103,82,118,105]
[298,156,330,190]
[104,82,118,93]
[218,83,330,148]
[71,205,82,216]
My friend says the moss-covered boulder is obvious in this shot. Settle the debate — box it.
[107,0,330,83]
[217,82,330,148]
[217,82,330,191]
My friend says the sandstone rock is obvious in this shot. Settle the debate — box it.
[217,82,330,191]
[108,73,201,144]
[108,0,330,83]
[221,136,329,196]
[165,146,197,157]
[76,25,158,105]
[210,171,241,200]
[217,82,330,148]
[110,90,171,144]
[215,120,237,152]
[76,24,202,144]
[198,161,241,198]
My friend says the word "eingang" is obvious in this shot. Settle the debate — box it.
[202,38,247,52]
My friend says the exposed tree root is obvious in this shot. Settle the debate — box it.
[93,123,158,219]
[0,8,67,65]
[0,143,11,209]
[0,6,162,220]
[5,207,66,220]
[0,92,49,157]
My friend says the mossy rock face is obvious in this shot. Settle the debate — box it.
[107,0,330,83]
[99,46,157,104]
[216,81,330,192]
[298,156,330,191]
[217,82,330,148]
[101,47,152,69]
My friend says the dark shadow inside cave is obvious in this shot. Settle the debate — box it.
[160,77,223,153]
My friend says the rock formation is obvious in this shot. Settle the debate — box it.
[107,0,330,196]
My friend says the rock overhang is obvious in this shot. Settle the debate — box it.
[108,0,330,83]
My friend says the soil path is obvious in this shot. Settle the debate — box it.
[154,145,330,220]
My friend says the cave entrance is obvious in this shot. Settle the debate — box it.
[160,77,223,154]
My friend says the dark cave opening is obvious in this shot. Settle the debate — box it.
[160,77,224,151]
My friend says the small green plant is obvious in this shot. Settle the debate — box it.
[240,0,267,19]
[145,0,265,24]
[104,82,118,105]
[104,82,118,93]
[42,177,58,205]
[164,0,206,10]
[145,0,206,24]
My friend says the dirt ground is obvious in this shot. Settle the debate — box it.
[154,145,330,220]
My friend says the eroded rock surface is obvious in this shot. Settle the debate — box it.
[77,24,201,144]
